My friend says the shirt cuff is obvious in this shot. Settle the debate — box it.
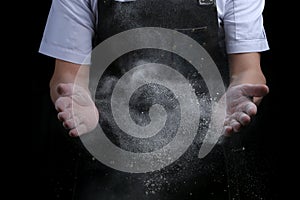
[225,38,270,54]
[39,40,92,65]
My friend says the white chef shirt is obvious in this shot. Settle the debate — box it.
[39,0,269,65]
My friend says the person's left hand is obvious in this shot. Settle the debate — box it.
[223,83,269,136]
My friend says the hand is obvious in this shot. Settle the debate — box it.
[54,83,99,137]
[223,83,269,136]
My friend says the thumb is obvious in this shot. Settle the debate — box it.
[241,84,269,98]
[56,83,74,96]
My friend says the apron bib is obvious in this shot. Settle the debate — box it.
[80,0,230,199]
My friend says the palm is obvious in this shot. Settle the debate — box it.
[55,83,99,137]
[223,84,269,135]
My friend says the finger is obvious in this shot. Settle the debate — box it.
[57,110,71,121]
[230,112,251,126]
[223,116,234,136]
[244,102,257,117]
[225,117,242,133]
[224,126,233,136]
[241,84,269,98]
[69,124,89,137]
[55,97,72,112]
[253,96,263,105]
[56,83,75,96]
[69,128,79,137]
[62,116,80,129]
[230,120,241,133]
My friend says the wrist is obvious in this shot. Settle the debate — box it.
[229,70,266,87]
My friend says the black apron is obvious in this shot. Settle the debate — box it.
[77,0,231,199]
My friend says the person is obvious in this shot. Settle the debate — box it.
[39,0,270,199]
[39,0,269,138]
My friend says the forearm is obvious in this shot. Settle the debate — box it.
[49,59,90,103]
[228,52,266,86]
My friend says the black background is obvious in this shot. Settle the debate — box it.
[31,0,284,199]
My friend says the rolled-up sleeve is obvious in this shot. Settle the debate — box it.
[39,0,97,64]
[223,0,269,53]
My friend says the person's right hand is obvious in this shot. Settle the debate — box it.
[54,83,99,137]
